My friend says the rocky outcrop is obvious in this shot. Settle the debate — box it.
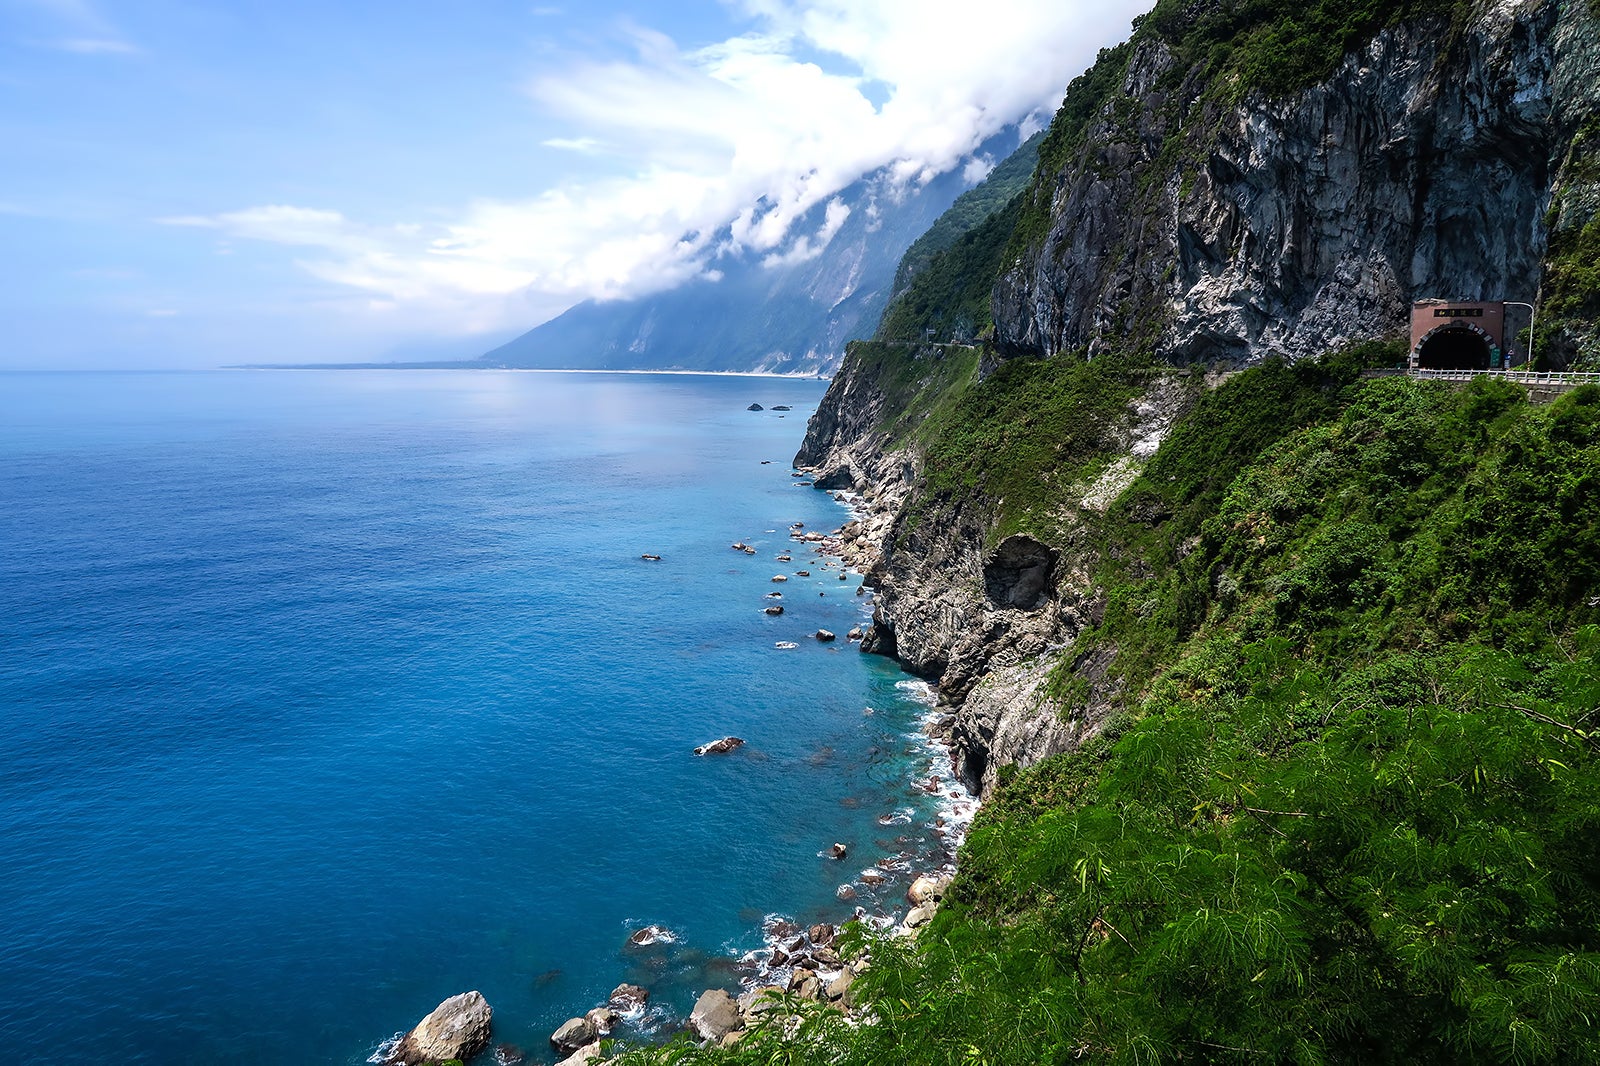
[689,989,743,1044]
[800,365,1187,796]
[385,992,493,1066]
[995,1,1600,367]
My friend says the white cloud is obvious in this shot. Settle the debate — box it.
[175,0,1145,335]
[542,136,603,152]
[963,155,996,185]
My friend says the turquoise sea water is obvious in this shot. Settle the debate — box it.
[0,371,962,1065]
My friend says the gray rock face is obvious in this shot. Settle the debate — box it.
[994,1,1599,368]
[949,649,1119,797]
[689,988,743,1043]
[386,992,493,1066]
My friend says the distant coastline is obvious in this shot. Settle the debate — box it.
[226,364,829,379]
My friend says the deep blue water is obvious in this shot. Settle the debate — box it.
[0,371,961,1065]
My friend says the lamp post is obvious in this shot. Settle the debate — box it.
[1505,301,1536,370]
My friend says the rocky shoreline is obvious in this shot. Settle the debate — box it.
[374,441,978,1066]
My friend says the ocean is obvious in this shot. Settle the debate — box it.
[0,370,967,1065]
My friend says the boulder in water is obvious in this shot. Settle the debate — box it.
[626,924,676,947]
[907,874,951,906]
[385,991,493,1066]
[549,1016,595,1055]
[694,737,746,756]
[585,1007,620,1035]
[815,630,836,642]
[689,989,742,1043]
[555,1043,603,1066]
[747,403,764,411]
[608,983,650,1012]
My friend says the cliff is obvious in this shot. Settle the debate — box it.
[798,0,1600,798]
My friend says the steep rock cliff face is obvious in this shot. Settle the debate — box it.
[995,0,1598,366]
[801,1,1600,798]
[800,359,1192,795]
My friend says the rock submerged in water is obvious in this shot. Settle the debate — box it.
[694,737,746,756]
[384,991,493,1066]
[626,924,677,947]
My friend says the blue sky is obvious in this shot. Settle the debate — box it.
[0,0,1147,368]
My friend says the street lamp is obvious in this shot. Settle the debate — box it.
[1505,302,1536,370]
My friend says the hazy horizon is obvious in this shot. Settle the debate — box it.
[0,0,1148,370]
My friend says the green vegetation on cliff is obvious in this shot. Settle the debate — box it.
[618,365,1600,1066]
[890,130,1045,299]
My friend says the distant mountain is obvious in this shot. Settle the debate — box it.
[479,127,1042,375]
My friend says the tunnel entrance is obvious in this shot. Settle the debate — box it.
[1415,324,1493,371]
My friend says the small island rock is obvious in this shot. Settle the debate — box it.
[386,991,493,1066]
[747,403,764,411]
[694,737,746,756]
[815,630,836,642]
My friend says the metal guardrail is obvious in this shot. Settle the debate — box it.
[1407,369,1600,384]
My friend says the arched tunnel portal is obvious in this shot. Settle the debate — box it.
[1414,324,1493,371]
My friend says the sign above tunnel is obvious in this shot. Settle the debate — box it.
[1410,300,1508,371]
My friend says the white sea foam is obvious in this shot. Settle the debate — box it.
[894,678,937,705]
[368,1034,403,1064]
